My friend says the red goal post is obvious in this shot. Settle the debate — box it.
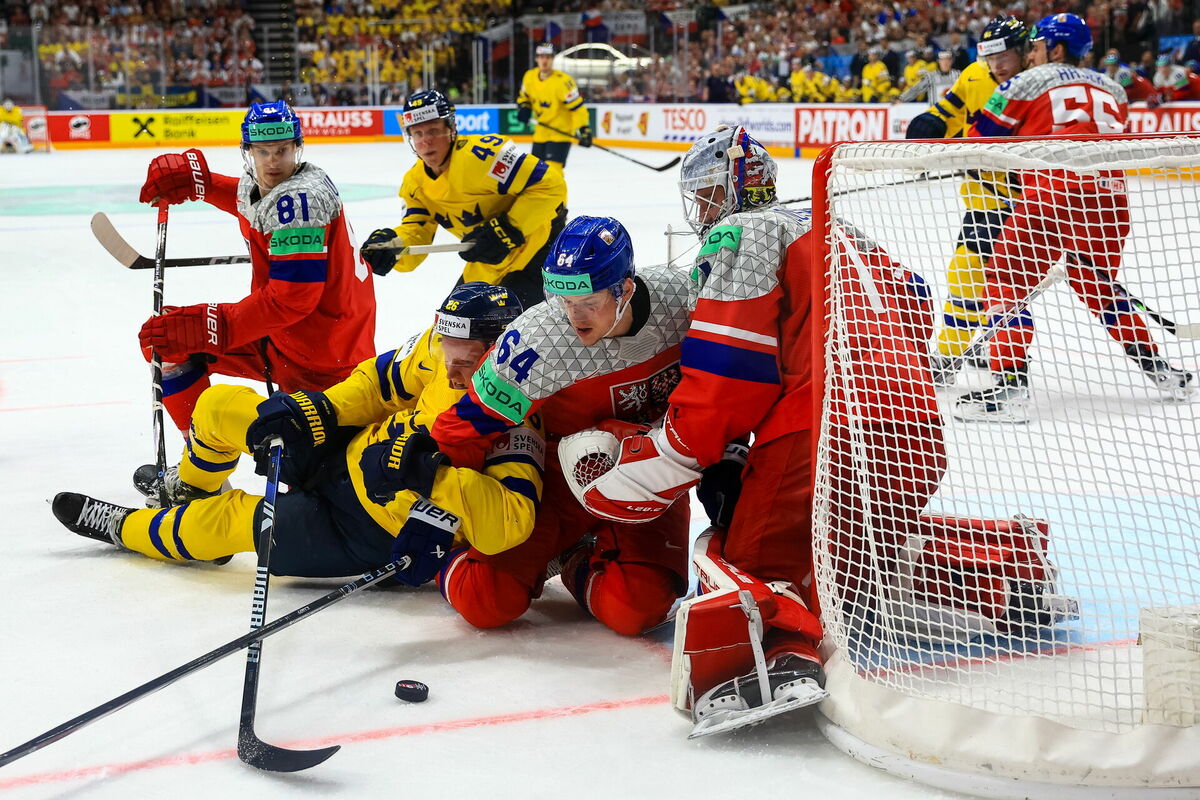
[808,133,1200,797]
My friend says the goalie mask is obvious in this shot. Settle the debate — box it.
[679,125,778,237]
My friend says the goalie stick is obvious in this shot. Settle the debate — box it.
[0,560,401,769]
[535,121,681,173]
[92,212,466,268]
[237,438,340,772]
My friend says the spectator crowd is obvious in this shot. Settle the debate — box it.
[3,0,1198,109]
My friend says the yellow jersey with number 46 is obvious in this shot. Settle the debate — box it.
[518,68,589,144]
[390,133,567,285]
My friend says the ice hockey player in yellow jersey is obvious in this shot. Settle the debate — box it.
[517,42,592,169]
[906,17,1029,384]
[361,89,567,307]
[52,283,545,587]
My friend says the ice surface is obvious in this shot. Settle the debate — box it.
[0,143,966,799]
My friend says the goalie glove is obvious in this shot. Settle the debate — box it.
[559,423,702,523]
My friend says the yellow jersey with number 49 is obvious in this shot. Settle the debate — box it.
[517,68,588,143]
[391,133,567,285]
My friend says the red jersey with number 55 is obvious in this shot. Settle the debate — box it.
[971,63,1128,137]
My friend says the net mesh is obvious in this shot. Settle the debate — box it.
[812,135,1200,745]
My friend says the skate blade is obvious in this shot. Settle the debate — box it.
[952,402,1030,424]
[686,679,828,739]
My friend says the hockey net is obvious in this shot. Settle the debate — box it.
[809,134,1200,797]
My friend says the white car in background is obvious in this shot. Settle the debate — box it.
[552,43,653,88]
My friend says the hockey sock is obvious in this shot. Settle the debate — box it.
[118,492,257,562]
[161,361,211,433]
[935,246,987,357]
[179,385,262,492]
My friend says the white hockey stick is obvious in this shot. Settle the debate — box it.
[939,262,1070,376]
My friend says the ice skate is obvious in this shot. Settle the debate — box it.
[688,653,829,739]
[1125,344,1195,400]
[953,367,1031,423]
[133,464,228,508]
[51,492,132,547]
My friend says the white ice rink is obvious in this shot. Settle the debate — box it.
[0,142,975,799]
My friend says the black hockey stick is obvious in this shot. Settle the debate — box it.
[0,561,399,769]
[237,439,340,772]
[91,212,250,269]
[535,121,681,172]
[150,203,171,508]
[1114,279,1200,340]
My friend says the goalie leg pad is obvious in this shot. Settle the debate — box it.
[891,514,1077,642]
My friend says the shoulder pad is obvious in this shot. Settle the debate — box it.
[692,209,806,301]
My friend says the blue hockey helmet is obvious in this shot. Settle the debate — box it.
[543,216,635,301]
[978,15,1029,58]
[400,89,456,135]
[434,282,523,343]
[1030,13,1092,61]
[241,100,303,148]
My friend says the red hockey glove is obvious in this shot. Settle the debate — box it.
[138,303,227,362]
[139,148,211,205]
[559,423,701,523]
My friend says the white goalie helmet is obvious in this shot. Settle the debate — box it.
[679,125,778,236]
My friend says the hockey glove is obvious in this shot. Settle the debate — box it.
[139,148,211,205]
[362,227,400,276]
[516,102,533,125]
[390,498,460,586]
[560,423,702,523]
[575,126,594,148]
[1146,90,1167,110]
[696,441,749,529]
[246,390,338,460]
[460,214,525,265]
[904,111,948,139]
[138,303,227,363]
[360,430,450,505]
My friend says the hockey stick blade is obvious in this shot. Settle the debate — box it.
[0,562,397,769]
[91,212,250,269]
[238,733,340,772]
[535,121,681,172]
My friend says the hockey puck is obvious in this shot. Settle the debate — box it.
[394,679,429,703]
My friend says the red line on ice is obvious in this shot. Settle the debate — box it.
[0,694,670,790]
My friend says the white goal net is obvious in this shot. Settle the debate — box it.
[810,135,1200,797]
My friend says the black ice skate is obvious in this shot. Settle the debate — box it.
[953,367,1031,423]
[52,492,132,547]
[689,653,829,739]
[930,341,988,388]
[1124,344,1195,399]
[133,464,227,508]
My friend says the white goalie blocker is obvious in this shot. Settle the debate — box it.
[0,121,34,154]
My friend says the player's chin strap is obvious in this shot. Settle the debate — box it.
[598,280,636,341]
